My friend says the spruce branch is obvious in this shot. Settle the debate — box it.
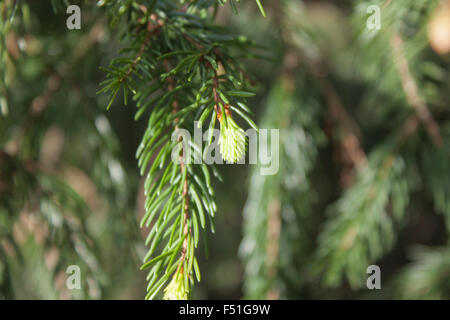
[99,0,260,299]
[395,246,450,299]
[314,149,409,288]
[0,3,120,298]
[0,150,104,298]
[240,75,321,299]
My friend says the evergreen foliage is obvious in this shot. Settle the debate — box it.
[1,0,449,300]
[98,0,263,299]
[240,0,450,299]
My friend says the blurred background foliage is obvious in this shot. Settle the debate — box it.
[1,0,449,299]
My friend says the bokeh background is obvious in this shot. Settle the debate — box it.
[1,0,449,299]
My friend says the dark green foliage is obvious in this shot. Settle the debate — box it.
[1,0,449,301]
[241,0,450,299]
[97,0,263,299]
[0,0,138,299]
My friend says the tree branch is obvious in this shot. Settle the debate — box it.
[390,32,443,147]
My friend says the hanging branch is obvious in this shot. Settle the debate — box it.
[99,0,262,299]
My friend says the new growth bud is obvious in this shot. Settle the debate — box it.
[163,273,189,300]
[218,105,246,163]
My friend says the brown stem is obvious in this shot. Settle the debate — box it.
[164,60,190,275]
[212,71,221,115]
[121,18,161,83]
[390,32,443,147]
[266,199,281,300]
[287,48,367,170]
[308,60,368,185]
